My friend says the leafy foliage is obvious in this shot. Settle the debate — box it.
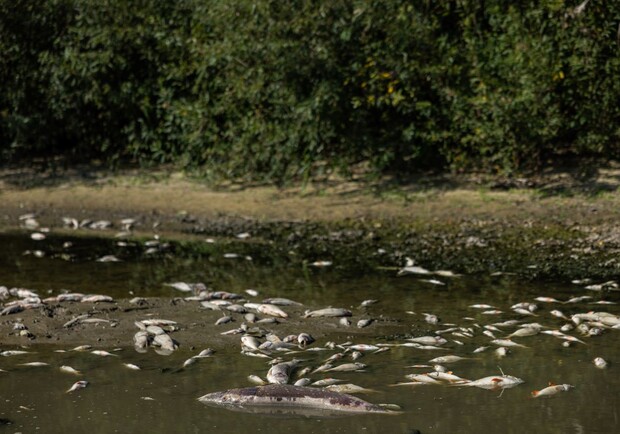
[1,0,618,180]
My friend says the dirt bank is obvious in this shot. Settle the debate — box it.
[1,163,620,280]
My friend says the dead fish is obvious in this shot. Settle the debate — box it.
[428,355,469,364]
[339,317,352,326]
[348,344,380,352]
[326,362,366,372]
[1,305,24,316]
[350,351,363,361]
[357,319,373,328]
[152,333,178,352]
[481,310,503,315]
[245,289,259,297]
[495,347,509,357]
[248,375,268,385]
[325,384,376,394]
[593,357,608,369]
[427,371,470,384]
[123,363,141,370]
[312,378,345,387]
[19,362,49,367]
[257,304,288,318]
[198,384,395,415]
[550,310,569,320]
[266,359,301,384]
[565,295,593,303]
[397,258,431,276]
[404,374,442,385]
[96,255,121,262]
[66,380,89,393]
[263,298,303,306]
[473,346,489,354]
[422,313,440,324]
[459,374,524,390]
[491,339,527,348]
[91,350,118,357]
[360,299,378,307]
[71,345,92,352]
[309,260,332,268]
[534,297,561,303]
[294,378,312,387]
[507,326,541,338]
[60,366,81,375]
[215,316,233,326]
[469,304,495,309]
[297,333,314,347]
[1,350,31,356]
[303,308,352,318]
[531,383,573,397]
[57,293,85,302]
[81,295,114,303]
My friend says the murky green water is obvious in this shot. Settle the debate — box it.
[1,232,619,433]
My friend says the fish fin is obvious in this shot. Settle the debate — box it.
[491,378,503,383]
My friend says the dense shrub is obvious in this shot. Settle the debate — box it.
[1,0,618,180]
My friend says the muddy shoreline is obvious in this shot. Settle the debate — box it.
[1,165,619,349]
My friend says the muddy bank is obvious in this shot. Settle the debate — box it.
[1,164,620,281]
[0,296,405,350]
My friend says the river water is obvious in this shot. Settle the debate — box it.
[1,232,618,433]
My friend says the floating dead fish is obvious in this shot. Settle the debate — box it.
[531,383,573,397]
[593,357,608,369]
[267,359,301,384]
[19,362,49,367]
[123,363,141,370]
[60,365,81,375]
[459,374,524,390]
[96,255,121,262]
[198,384,396,416]
[357,319,373,328]
[428,355,469,364]
[360,299,378,307]
[347,344,380,352]
[326,362,366,372]
[31,232,46,241]
[507,326,541,338]
[309,260,332,268]
[490,339,527,348]
[294,378,312,387]
[469,304,495,309]
[535,297,561,303]
[67,380,89,393]
[304,308,352,318]
[422,313,440,324]
[91,350,118,357]
[248,375,268,385]
[312,378,345,387]
[397,258,431,276]
[495,347,509,357]
[325,384,376,394]
[1,350,31,356]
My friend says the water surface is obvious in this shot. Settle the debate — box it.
[1,232,618,433]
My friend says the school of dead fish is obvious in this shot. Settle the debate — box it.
[1,215,619,412]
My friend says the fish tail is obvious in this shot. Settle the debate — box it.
[531,390,540,397]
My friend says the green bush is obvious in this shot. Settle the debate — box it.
[1,0,618,180]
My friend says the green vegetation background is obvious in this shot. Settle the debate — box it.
[1,0,619,181]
